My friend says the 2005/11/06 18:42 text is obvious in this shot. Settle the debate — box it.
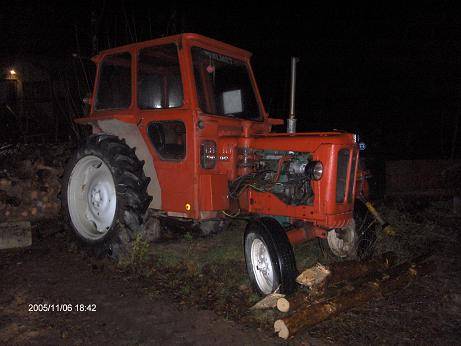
[28,304,97,312]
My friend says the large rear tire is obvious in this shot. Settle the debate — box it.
[244,218,297,296]
[63,134,152,260]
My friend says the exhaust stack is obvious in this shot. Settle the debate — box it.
[287,57,299,134]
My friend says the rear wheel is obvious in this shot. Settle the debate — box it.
[244,218,297,295]
[66,155,116,240]
[63,134,152,259]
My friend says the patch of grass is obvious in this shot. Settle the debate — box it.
[148,219,338,324]
[132,234,150,259]
[293,238,324,269]
[152,224,245,269]
[183,232,193,242]
[154,249,183,267]
[180,283,192,296]
[119,234,151,273]
[145,224,258,320]
[202,230,243,265]
[246,309,281,330]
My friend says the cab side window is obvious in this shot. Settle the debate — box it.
[147,121,186,160]
[138,44,183,109]
[95,52,132,110]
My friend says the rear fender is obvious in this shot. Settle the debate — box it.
[90,119,161,209]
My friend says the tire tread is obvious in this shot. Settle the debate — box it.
[63,134,152,260]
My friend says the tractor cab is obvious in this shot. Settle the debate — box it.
[76,34,273,218]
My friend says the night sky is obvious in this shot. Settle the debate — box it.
[1,1,460,160]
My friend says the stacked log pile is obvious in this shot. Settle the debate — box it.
[0,159,62,221]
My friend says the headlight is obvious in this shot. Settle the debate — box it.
[305,161,323,180]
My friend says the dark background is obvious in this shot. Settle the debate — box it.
[0,1,460,160]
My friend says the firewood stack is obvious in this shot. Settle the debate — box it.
[0,159,62,221]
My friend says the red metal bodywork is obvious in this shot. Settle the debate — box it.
[286,225,327,245]
[75,33,358,231]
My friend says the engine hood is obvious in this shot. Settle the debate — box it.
[249,131,356,153]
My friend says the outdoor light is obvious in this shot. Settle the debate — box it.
[9,70,16,75]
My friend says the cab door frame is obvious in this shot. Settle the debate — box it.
[134,38,200,218]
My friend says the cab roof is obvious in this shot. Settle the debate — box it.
[92,33,252,62]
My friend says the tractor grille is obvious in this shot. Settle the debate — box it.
[336,149,357,203]
[336,149,350,202]
[348,152,357,202]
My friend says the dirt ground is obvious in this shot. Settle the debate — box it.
[1,201,460,345]
[1,145,461,345]
[0,221,279,345]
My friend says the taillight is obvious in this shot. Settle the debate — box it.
[200,140,217,169]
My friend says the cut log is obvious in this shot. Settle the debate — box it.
[0,221,32,249]
[296,263,330,289]
[277,293,312,313]
[277,283,356,313]
[274,259,434,339]
[326,251,397,285]
[296,252,396,291]
[0,178,12,189]
[284,253,398,314]
[250,293,285,310]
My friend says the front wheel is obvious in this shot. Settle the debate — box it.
[244,218,297,296]
[320,219,358,259]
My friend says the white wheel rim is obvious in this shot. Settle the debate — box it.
[67,155,117,240]
[250,238,274,294]
[327,219,357,258]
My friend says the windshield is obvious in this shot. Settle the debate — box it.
[191,47,261,120]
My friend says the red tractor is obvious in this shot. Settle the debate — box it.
[64,33,369,296]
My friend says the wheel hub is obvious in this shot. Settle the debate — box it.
[251,238,274,294]
[67,155,117,240]
[327,219,357,258]
[257,253,270,277]
[90,184,107,209]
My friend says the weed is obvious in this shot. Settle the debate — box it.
[180,283,192,296]
[184,232,193,242]
[120,233,150,273]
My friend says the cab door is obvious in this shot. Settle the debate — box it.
[135,43,197,217]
